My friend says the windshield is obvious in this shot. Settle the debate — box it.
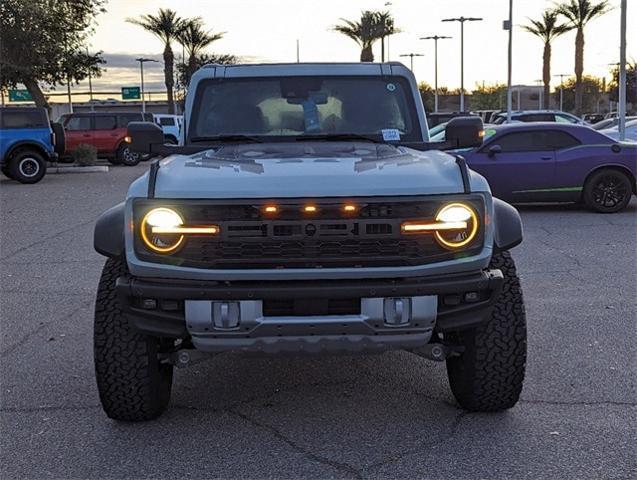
[189,76,421,143]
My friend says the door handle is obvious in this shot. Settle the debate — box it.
[541,156,552,161]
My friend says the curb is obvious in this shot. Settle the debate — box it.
[47,166,109,174]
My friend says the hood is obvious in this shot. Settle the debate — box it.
[129,142,471,199]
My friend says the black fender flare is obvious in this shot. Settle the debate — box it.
[492,198,523,252]
[94,202,125,257]
[4,141,49,164]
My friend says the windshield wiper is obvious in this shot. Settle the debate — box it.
[296,133,387,143]
[190,135,263,143]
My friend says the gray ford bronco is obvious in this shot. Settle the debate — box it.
[93,62,526,421]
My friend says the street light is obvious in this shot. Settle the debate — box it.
[554,73,569,111]
[618,0,627,141]
[384,2,393,61]
[442,16,483,112]
[420,35,451,112]
[135,57,158,113]
[399,53,424,71]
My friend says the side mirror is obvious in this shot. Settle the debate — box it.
[127,121,164,154]
[487,145,502,158]
[445,116,484,149]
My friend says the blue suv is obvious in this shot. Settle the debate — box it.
[0,107,62,184]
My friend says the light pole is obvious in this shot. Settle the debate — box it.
[505,0,513,122]
[399,53,424,71]
[535,79,543,109]
[554,73,569,111]
[136,57,158,113]
[420,35,451,112]
[618,0,627,141]
[442,16,483,112]
[384,2,393,61]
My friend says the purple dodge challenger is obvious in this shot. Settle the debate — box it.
[459,123,637,213]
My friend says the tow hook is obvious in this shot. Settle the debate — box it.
[158,350,213,368]
[410,343,464,362]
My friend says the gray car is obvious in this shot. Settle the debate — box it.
[93,62,526,421]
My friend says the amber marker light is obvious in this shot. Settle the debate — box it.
[264,205,278,214]
[124,135,132,143]
[304,205,317,213]
[343,204,357,213]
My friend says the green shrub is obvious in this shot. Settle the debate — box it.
[72,143,97,166]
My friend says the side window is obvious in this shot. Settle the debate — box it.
[494,131,552,152]
[519,114,555,122]
[94,115,117,130]
[555,114,577,124]
[545,131,581,150]
[1,111,46,129]
[159,117,175,126]
[117,113,140,128]
[65,116,91,131]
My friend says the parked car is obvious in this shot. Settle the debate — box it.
[58,111,152,166]
[491,110,585,125]
[426,111,477,128]
[474,110,499,123]
[583,113,604,124]
[592,116,637,131]
[153,114,183,144]
[0,107,63,183]
[93,62,527,421]
[458,123,636,213]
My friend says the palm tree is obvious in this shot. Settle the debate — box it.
[333,11,384,62]
[555,0,610,115]
[127,9,185,114]
[523,10,572,109]
[177,19,225,81]
[376,11,397,62]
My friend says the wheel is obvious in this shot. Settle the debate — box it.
[1,165,14,179]
[445,251,526,412]
[94,258,173,421]
[9,150,46,184]
[116,143,140,166]
[583,169,632,213]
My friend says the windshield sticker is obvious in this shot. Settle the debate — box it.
[386,83,396,92]
[382,129,401,141]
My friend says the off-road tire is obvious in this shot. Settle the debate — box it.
[445,251,526,412]
[583,168,632,213]
[1,165,14,179]
[116,143,140,166]
[94,258,173,421]
[9,149,46,184]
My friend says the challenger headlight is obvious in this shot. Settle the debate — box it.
[401,202,479,250]
[140,207,219,254]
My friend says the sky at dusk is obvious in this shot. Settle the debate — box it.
[82,0,633,93]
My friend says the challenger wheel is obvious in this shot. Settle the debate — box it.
[9,150,46,184]
[445,251,527,412]
[94,258,173,421]
[583,169,632,213]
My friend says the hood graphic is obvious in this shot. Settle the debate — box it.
[129,142,469,199]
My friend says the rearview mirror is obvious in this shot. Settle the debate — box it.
[445,116,484,149]
[488,145,502,157]
[127,121,164,154]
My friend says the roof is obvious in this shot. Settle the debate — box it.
[488,122,593,134]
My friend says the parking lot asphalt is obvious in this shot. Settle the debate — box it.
[1,165,635,480]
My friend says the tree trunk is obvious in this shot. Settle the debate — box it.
[188,54,197,84]
[163,44,175,114]
[574,28,584,116]
[360,45,374,62]
[22,78,50,112]
[543,42,551,110]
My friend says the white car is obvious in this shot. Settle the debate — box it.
[153,114,183,144]
[601,119,637,142]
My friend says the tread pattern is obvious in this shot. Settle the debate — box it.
[446,251,527,412]
[94,258,173,421]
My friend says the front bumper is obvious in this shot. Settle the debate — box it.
[116,269,503,353]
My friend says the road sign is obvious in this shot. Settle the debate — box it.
[9,89,33,102]
[121,86,141,100]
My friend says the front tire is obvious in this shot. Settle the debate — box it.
[116,143,140,166]
[94,258,173,421]
[445,251,526,412]
[583,169,632,213]
[9,150,46,184]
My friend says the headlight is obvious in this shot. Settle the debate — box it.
[401,202,479,250]
[140,207,219,254]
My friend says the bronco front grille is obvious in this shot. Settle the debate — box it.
[133,196,485,269]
